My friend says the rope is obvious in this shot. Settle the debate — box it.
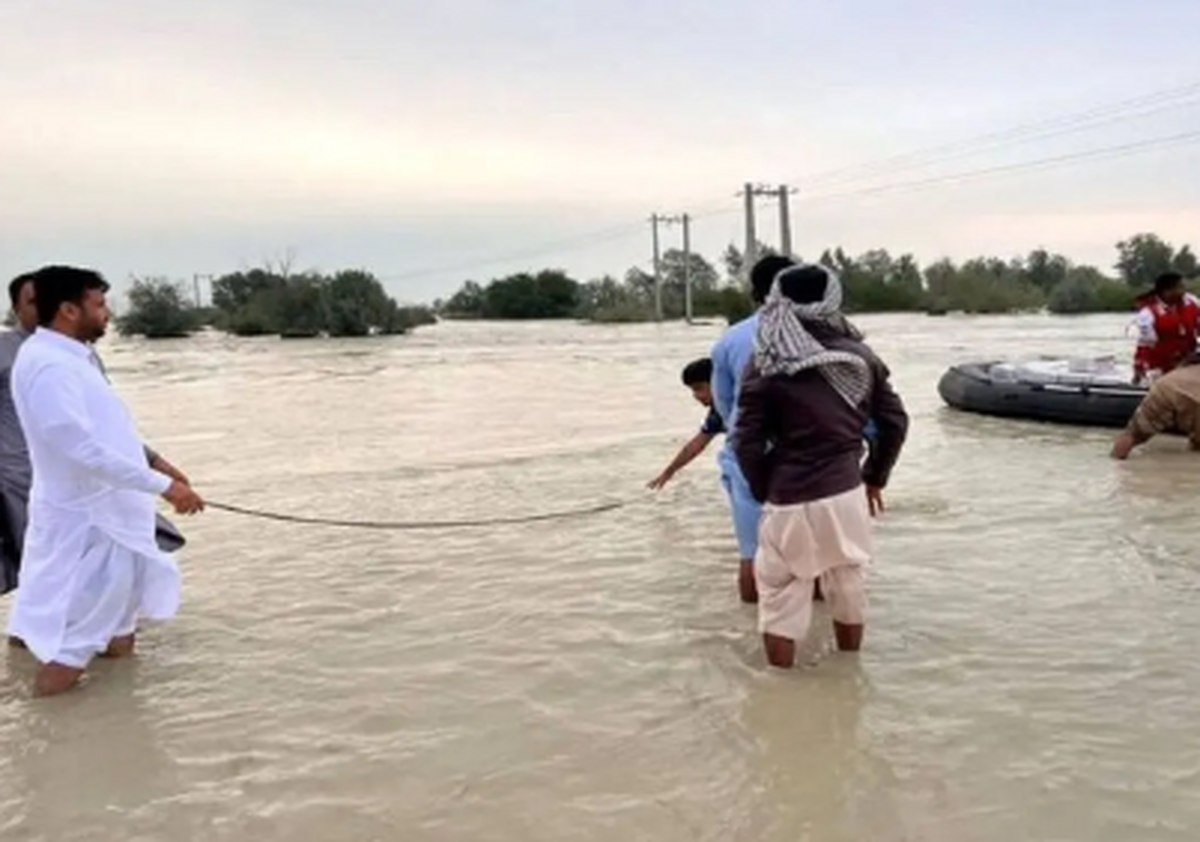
[205,496,637,531]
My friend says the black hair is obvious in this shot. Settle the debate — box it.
[8,273,34,309]
[1154,272,1185,294]
[749,255,796,304]
[31,266,110,327]
[779,264,831,305]
[681,357,713,386]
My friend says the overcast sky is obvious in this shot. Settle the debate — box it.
[4,0,1200,303]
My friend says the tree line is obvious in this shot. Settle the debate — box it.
[112,231,1199,339]
[436,232,1200,321]
[117,265,436,339]
[434,247,755,324]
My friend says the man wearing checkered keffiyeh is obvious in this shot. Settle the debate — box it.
[733,260,909,671]
[753,264,872,408]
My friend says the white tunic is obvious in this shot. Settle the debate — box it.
[6,328,180,667]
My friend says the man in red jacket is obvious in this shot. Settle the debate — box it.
[1132,272,1200,386]
[734,263,908,669]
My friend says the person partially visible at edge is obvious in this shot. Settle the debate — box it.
[1111,355,1200,459]
[733,262,908,670]
[710,256,787,603]
[710,253,879,605]
[7,266,204,697]
[0,274,188,606]
[0,273,39,597]
[647,358,726,490]
[1131,271,1200,386]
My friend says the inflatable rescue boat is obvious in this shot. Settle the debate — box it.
[937,357,1148,428]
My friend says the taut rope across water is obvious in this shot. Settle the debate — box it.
[205,496,638,531]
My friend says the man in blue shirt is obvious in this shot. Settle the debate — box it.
[712,255,879,604]
[711,257,793,603]
[648,358,727,490]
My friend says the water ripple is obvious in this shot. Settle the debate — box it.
[1,315,1197,840]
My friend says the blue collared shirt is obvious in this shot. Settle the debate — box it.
[710,313,760,451]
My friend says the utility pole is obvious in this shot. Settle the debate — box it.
[777,184,797,257]
[740,183,791,281]
[742,183,757,283]
[681,213,693,324]
[190,273,217,308]
[650,214,663,321]
[651,212,688,322]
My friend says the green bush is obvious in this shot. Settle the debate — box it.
[116,278,203,338]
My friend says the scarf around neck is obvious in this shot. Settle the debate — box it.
[752,263,871,407]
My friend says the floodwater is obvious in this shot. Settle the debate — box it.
[1,313,1198,841]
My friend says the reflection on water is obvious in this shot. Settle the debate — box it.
[0,314,1198,841]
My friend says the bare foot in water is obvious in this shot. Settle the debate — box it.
[33,662,85,697]
[762,633,796,668]
[738,560,758,604]
[100,634,135,659]
[833,621,864,652]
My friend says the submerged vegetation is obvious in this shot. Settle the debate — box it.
[117,265,436,340]
[114,232,1198,339]
[116,277,208,339]
[437,232,1199,322]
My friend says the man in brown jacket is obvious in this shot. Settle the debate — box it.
[734,262,908,669]
[1111,358,1200,459]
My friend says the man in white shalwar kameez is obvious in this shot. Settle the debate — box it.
[0,272,189,604]
[8,266,204,696]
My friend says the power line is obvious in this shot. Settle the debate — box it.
[671,80,1200,225]
[796,79,1200,191]
[375,220,645,283]
[671,78,1200,218]
[370,79,1200,284]
[802,128,1200,205]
